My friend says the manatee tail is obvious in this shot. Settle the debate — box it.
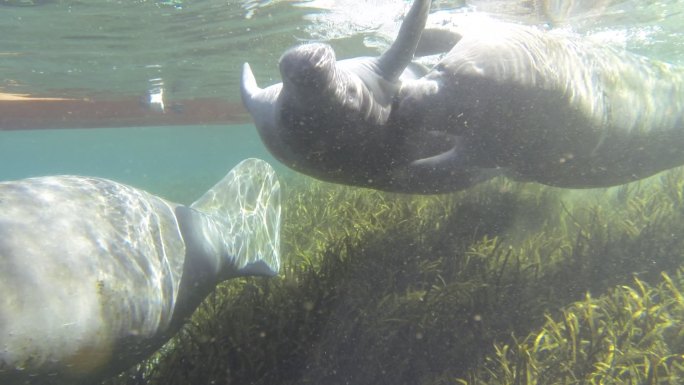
[189,158,281,277]
[377,0,431,81]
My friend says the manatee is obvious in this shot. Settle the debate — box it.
[396,19,684,188]
[241,0,491,194]
[0,158,280,384]
[243,0,684,192]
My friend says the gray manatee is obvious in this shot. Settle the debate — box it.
[0,158,280,384]
[241,0,491,194]
[397,19,684,188]
[243,0,684,192]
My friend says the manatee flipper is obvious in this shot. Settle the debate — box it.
[402,130,467,168]
[0,158,281,385]
[414,28,462,57]
[377,0,432,81]
[411,146,463,168]
[392,133,501,193]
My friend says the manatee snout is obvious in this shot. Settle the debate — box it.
[279,43,336,89]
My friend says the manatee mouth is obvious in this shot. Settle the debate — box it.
[279,43,336,89]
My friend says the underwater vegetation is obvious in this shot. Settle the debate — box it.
[106,167,684,385]
[461,271,684,384]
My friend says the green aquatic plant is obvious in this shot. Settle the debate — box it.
[106,168,684,385]
[459,271,684,385]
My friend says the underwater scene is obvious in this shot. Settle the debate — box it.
[2,0,684,384]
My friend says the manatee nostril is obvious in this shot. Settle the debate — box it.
[308,44,332,68]
[279,43,335,88]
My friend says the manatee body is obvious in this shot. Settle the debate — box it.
[0,158,281,384]
[241,0,490,194]
[397,19,684,188]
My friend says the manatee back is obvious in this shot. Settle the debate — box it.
[0,176,185,384]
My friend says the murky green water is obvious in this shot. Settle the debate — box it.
[2,1,684,384]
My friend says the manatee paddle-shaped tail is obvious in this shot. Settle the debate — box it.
[240,0,434,192]
[178,158,280,283]
[0,158,280,385]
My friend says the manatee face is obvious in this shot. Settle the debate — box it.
[246,42,400,185]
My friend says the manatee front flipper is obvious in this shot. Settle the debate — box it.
[412,146,463,168]
[399,28,462,81]
[397,128,473,170]
[378,131,497,193]
[414,28,462,57]
[406,130,466,168]
[377,0,432,81]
